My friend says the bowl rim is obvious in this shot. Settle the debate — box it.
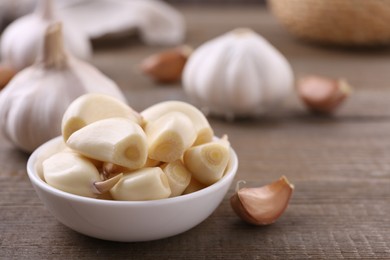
[27,136,238,207]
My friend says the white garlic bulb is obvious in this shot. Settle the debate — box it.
[0,0,91,71]
[0,23,126,152]
[183,28,294,119]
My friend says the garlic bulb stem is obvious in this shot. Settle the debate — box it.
[40,23,67,68]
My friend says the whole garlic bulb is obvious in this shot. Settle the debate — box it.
[183,28,294,119]
[0,0,91,71]
[0,23,126,152]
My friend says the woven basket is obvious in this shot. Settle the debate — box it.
[267,0,390,46]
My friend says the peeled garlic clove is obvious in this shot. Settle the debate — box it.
[0,0,91,71]
[182,177,207,195]
[182,28,294,118]
[62,93,142,141]
[0,23,126,152]
[297,76,352,114]
[141,100,213,145]
[230,176,294,225]
[141,45,192,83]
[34,138,67,180]
[144,111,197,162]
[0,65,16,90]
[161,160,192,197]
[144,157,161,167]
[66,117,148,170]
[183,135,230,186]
[43,151,102,198]
[110,167,171,201]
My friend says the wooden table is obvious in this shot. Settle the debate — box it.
[1,5,390,259]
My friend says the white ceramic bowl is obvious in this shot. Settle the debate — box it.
[27,137,238,242]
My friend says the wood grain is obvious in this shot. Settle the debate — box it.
[1,6,390,259]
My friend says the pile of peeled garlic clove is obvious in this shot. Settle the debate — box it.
[39,93,231,201]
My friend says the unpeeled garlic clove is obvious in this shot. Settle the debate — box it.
[230,176,294,225]
[297,76,352,114]
[140,45,193,83]
[0,65,16,90]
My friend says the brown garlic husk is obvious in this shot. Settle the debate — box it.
[93,173,123,194]
[230,176,294,225]
[297,76,352,114]
[102,162,127,177]
[140,45,193,83]
[0,65,16,90]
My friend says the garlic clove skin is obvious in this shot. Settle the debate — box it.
[183,28,294,119]
[0,0,92,71]
[62,93,142,141]
[59,0,185,46]
[140,45,193,83]
[141,100,214,145]
[102,162,131,179]
[134,0,185,46]
[297,76,352,114]
[66,117,148,170]
[94,173,123,194]
[43,151,102,198]
[230,176,294,225]
[0,23,126,152]
[110,167,171,201]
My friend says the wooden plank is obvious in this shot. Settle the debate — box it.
[1,6,390,259]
